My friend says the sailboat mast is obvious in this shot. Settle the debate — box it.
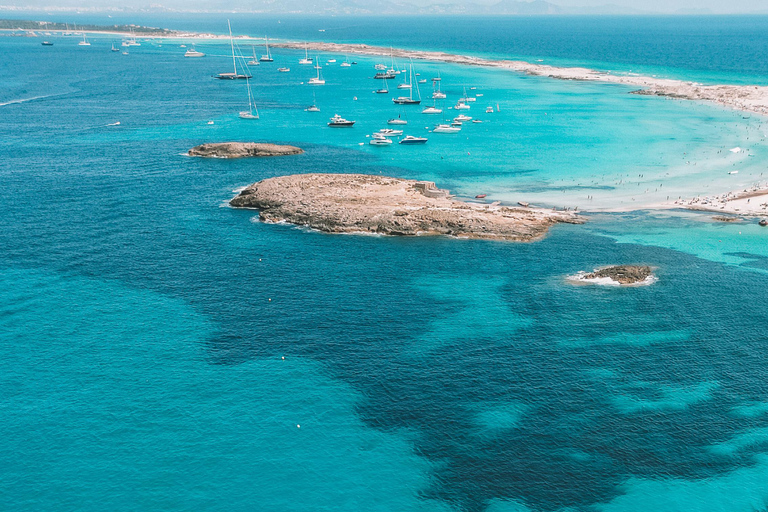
[228,20,237,76]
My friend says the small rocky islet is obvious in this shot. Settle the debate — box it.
[579,265,655,285]
[188,142,303,158]
[230,173,583,241]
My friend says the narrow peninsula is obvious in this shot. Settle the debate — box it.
[230,173,582,241]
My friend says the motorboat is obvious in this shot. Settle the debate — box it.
[327,59,337,63]
[399,135,427,145]
[278,67,290,72]
[375,63,387,70]
[454,102,470,110]
[421,106,442,114]
[472,119,483,123]
[433,124,461,133]
[418,79,427,84]
[475,194,487,198]
[485,106,494,113]
[41,41,53,46]
[454,114,472,122]
[374,71,397,80]
[260,36,274,61]
[328,114,355,127]
[377,128,403,136]
[369,134,393,145]
[185,47,205,57]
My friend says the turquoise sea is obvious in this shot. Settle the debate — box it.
[2,14,768,511]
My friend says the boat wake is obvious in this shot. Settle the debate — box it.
[0,93,67,107]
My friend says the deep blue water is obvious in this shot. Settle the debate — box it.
[2,15,768,512]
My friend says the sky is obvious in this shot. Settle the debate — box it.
[2,0,767,14]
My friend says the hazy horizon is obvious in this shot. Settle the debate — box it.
[1,0,768,15]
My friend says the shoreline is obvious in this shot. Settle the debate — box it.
[6,20,768,117]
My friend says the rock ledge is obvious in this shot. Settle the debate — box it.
[230,173,582,241]
[189,142,303,158]
[581,265,654,285]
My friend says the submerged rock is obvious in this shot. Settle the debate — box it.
[188,142,303,158]
[229,173,582,242]
[581,265,654,285]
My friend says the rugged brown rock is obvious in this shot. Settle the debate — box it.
[230,173,583,241]
[188,142,303,158]
[582,265,653,285]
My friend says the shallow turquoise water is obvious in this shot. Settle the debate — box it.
[2,19,768,512]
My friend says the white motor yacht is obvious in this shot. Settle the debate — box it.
[377,128,403,136]
[369,134,393,145]
[433,124,461,133]
[184,47,205,57]
[454,114,472,122]
[328,114,355,127]
[399,135,428,145]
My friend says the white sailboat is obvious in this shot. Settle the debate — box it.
[239,77,259,119]
[215,20,252,80]
[260,36,274,62]
[308,58,325,85]
[340,55,351,67]
[299,44,313,65]
[392,64,421,105]
[248,45,260,66]
[78,33,90,46]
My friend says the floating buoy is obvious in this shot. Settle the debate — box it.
[281,356,285,360]
[268,298,272,302]
[297,424,300,428]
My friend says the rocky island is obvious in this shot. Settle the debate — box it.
[189,142,303,159]
[570,265,656,286]
[230,173,582,241]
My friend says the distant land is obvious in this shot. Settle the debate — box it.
[0,0,749,16]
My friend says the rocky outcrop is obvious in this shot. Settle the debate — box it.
[188,142,303,158]
[229,173,582,241]
[582,265,654,285]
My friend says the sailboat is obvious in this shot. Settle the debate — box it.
[260,36,273,62]
[248,45,260,66]
[340,55,351,67]
[305,91,320,112]
[397,62,412,89]
[78,33,90,46]
[111,42,120,52]
[375,79,389,94]
[392,64,421,105]
[239,77,259,119]
[308,58,325,85]
[432,80,446,99]
[215,20,252,80]
[299,44,313,65]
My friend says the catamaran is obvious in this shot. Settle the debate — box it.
[215,21,252,80]
[260,36,273,62]
[239,77,259,119]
